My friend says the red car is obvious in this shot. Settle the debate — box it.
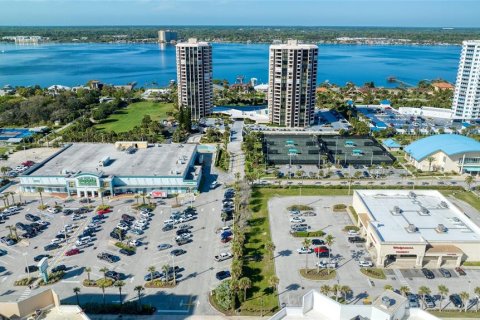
[22,160,35,167]
[221,236,232,243]
[65,248,80,256]
[97,208,112,215]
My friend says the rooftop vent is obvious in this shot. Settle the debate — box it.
[440,201,449,208]
[419,206,430,215]
[436,224,448,233]
[381,296,392,308]
[406,224,418,233]
[409,191,417,199]
[390,206,402,216]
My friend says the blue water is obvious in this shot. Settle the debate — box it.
[0,128,34,140]
[0,42,460,88]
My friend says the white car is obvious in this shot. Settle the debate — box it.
[133,224,147,230]
[347,230,360,236]
[290,217,305,223]
[51,238,64,244]
[128,239,142,247]
[72,215,86,221]
[140,212,152,219]
[289,210,301,216]
[297,247,313,254]
[117,224,130,231]
[358,260,374,267]
[37,220,49,227]
[176,233,193,241]
[47,207,60,214]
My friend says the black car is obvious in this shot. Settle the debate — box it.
[348,236,365,243]
[449,294,463,308]
[122,214,135,222]
[22,232,37,239]
[97,252,119,263]
[44,243,59,251]
[105,270,122,280]
[176,229,191,236]
[15,222,29,231]
[51,264,67,273]
[162,224,174,232]
[63,209,73,216]
[170,249,186,256]
[216,270,231,280]
[421,268,435,279]
[178,224,193,230]
[34,254,51,262]
[439,268,451,278]
[25,214,40,222]
[25,265,38,273]
[311,239,325,245]
[119,249,135,256]
[55,234,70,240]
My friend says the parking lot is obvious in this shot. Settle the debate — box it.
[0,177,233,316]
[269,196,480,310]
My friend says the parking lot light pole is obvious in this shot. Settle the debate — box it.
[171,254,176,285]
[23,252,30,281]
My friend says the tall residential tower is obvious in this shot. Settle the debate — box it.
[268,40,318,127]
[176,38,213,120]
[158,30,177,43]
[452,40,480,120]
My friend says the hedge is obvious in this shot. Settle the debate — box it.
[292,230,325,237]
[114,242,136,252]
[39,271,65,286]
[287,204,313,211]
[81,301,155,315]
[360,268,386,280]
[343,225,360,232]
[14,277,37,286]
[333,204,347,211]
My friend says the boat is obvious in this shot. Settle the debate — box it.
[387,76,396,83]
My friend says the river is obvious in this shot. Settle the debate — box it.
[0,42,460,88]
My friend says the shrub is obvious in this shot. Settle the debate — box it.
[83,279,96,287]
[39,271,65,286]
[114,242,136,252]
[95,278,113,287]
[300,269,336,280]
[343,225,360,232]
[14,277,37,286]
[96,204,111,211]
[213,280,233,311]
[144,280,176,288]
[292,230,325,237]
[360,268,386,280]
[81,301,155,315]
[287,204,313,211]
[333,204,347,211]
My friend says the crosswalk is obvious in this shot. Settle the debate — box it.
[393,269,410,289]
[18,287,31,301]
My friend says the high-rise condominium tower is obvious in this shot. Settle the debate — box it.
[268,40,318,127]
[158,30,177,43]
[176,38,213,120]
[452,40,480,120]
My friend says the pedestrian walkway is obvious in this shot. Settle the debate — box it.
[393,269,410,289]
[18,287,31,301]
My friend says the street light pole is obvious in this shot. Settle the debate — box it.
[23,252,30,281]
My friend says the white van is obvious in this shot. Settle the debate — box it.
[77,236,92,243]
[163,219,174,225]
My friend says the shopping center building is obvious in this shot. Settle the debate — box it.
[352,190,480,268]
[19,143,202,198]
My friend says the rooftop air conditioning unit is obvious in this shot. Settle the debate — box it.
[420,206,430,215]
[440,201,449,208]
[409,191,417,199]
[406,224,417,233]
[436,224,448,233]
[381,296,392,308]
[394,206,402,214]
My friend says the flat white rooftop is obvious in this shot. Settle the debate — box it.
[355,190,480,243]
[27,143,197,178]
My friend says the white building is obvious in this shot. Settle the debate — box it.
[452,40,480,120]
[270,289,439,320]
[176,38,213,120]
[268,40,318,127]
[353,190,480,268]
[158,30,177,43]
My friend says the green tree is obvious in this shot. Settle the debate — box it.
[400,286,410,297]
[147,266,156,283]
[268,275,279,293]
[0,166,11,177]
[85,267,92,283]
[465,175,475,190]
[238,277,252,301]
[427,156,435,171]
[36,187,44,207]
[302,238,312,271]
[437,285,449,312]
[99,267,108,281]
[320,285,331,297]
[340,285,351,302]
[134,285,144,310]
[332,284,340,301]
[384,284,394,291]
[265,241,276,260]
[98,282,108,308]
[474,287,480,312]
[459,291,469,312]
[418,286,431,309]
[162,264,170,283]
[214,280,233,310]
[114,280,125,309]
[324,234,335,274]
[73,287,81,306]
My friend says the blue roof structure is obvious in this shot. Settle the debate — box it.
[383,138,401,148]
[381,99,391,105]
[404,134,480,161]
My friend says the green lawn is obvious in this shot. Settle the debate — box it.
[95,101,174,133]
[441,190,480,212]
[0,147,9,155]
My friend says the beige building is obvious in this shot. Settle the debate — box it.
[0,288,89,320]
[268,40,318,127]
[404,134,480,174]
[158,29,177,43]
[176,38,213,120]
[352,190,480,268]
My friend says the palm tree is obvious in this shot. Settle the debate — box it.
[438,285,449,312]
[229,278,239,310]
[399,286,410,297]
[6,225,13,239]
[465,175,475,191]
[231,260,243,280]
[85,267,92,283]
[134,285,144,309]
[427,156,435,171]
[232,241,243,259]
[384,284,394,291]
[0,166,10,177]
[268,275,279,293]
[114,280,125,308]
[99,267,108,281]
[238,277,252,301]
[134,194,140,205]
[340,285,351,302]
[73,287,81,306]
[98,282,108,308]
[302,238,312,271]
[146,195,151,205]
[474,287,480,312]
[265,241,275,260]
[98,187,105,206]
[36,187,44,207]
[116,228,123,242]
[460,291,470,312]
[332,284,340,301]
[324,234,335,274]
[320,285,331,297]
[162,264,170,283]
[11,226,18,240]
[418,286,431,309]
[220,211,227,227]
[147,266,156,282]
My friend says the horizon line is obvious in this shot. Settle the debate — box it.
[0,25,480,29]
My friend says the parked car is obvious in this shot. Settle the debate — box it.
[25,265,39,273]
[97,208,112,215]
[290,217,305,223]
[214,252,233,262]
[0,249,7,256]
[216,270,231,280]
[408,294,420,308]
[348,236,365,243]
[51,265,67,273]
[44,243,60,251]
[347,230,359,236]
[421,268,435,279]
[424,295,436,308]
[25,214,40,222]
[0,236,16,246]
[131,228,144,235]
[297,247,313,254]
[449,294,463,308]
[455,267,466,276]
[358,260,374,267]
[65,248,80,256]
[122,214,135,222]
[439,268,451,278]
[170,249,186,256]
[97,252,118,263]
[106,270,122,281]
[34,254,51,262]
[144,271,162,281]
[47,207,60,214]
[311,239,325,246]
[158,243,172,251]
[119,249,135,256]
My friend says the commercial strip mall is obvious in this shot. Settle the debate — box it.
[19,142,202,198]
[352,190,480,268]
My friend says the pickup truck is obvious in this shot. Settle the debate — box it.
[214,252,233,262]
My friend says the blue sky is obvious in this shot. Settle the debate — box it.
[1,0,479,27]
